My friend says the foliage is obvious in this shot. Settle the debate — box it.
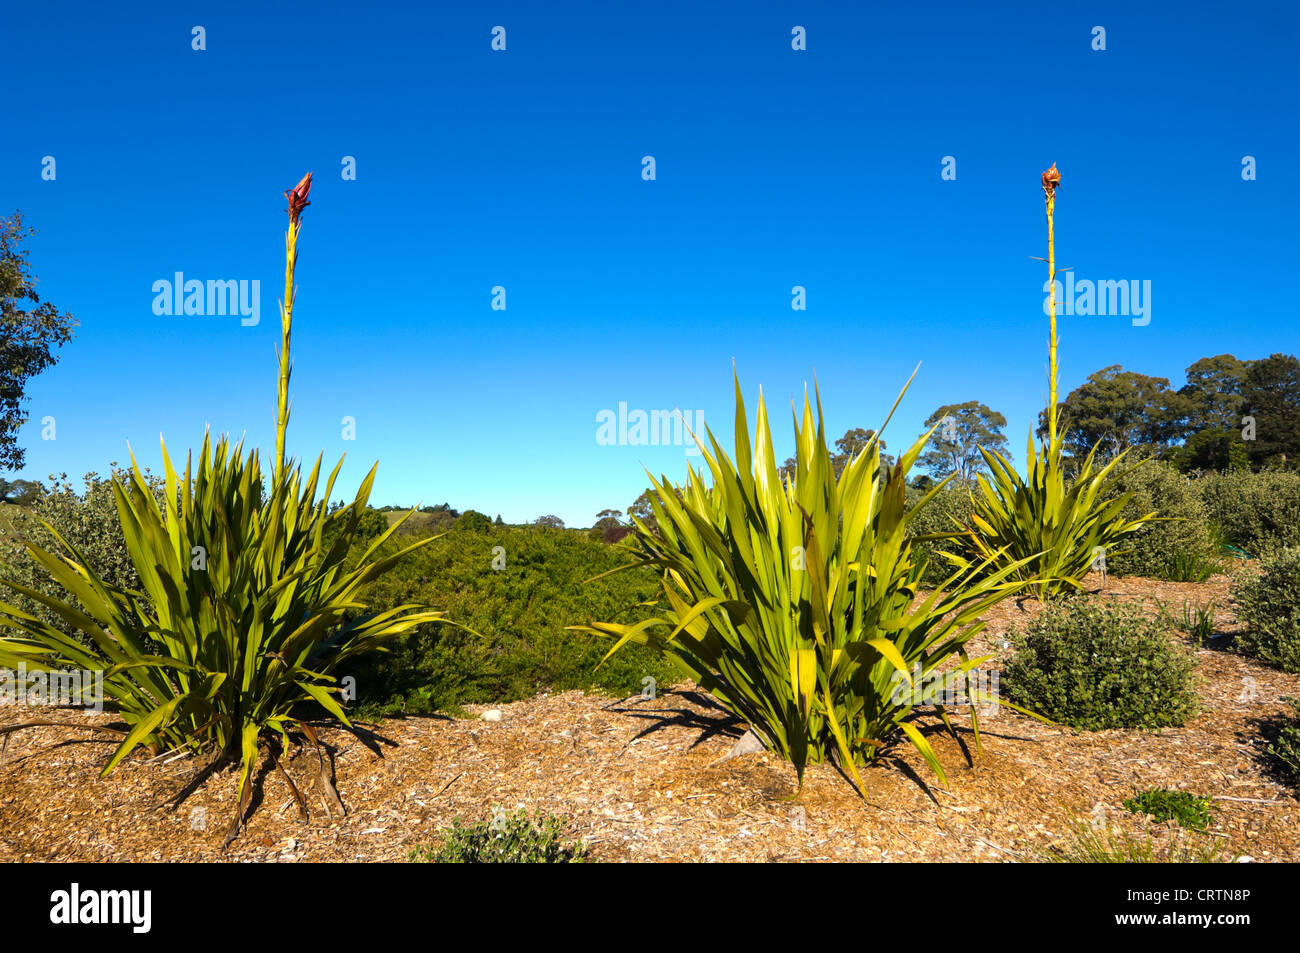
[453,510,493,533]
[0,469,163,643]
[1240,353,1300,467]
[1003,599,1200,730]
[0,437,444,834]
[1037,365,1191,463]
[1170,602,1216,646]
[0,212,78,470]
[1103,459,1216,580]
[1267,698,1300,787]
[575,374,1040,792]
[903,480,977,586]
[917,401,1009,481]
[0,479,41,506]
[408,809,588,863]
[781,427,895,482]
[1122,789,1214,831]
[1200,470,1300,555]
[533,514,565,529]
[342,524,678,716]
[1230,546,1300,673]
[1180,354,1249,433]
[948,431,1154,599]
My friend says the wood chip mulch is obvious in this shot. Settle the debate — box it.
[1,572,1297,863]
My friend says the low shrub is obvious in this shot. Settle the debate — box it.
[1230,546,1300,673]
[1198,469,1300,555]
[1004,599,1200,730]
[1268,699,1300,787]
[1122,788,1213,831]
[1104,460,1217,580]
[408,809,588,863]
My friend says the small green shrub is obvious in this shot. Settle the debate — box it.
[1004,599,1200,730]
[1105,460,1216,580]
[1156,600,1216,647]
[1230,546,1300,673]
[1268,698,1300,786]
[408,809,588,863]
[1122,789,1213,830]
[1199,469,1300,555]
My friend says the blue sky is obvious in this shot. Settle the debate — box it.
[3,0,1295,527]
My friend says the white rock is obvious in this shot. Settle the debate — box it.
[481,709,503,722]
[720,729,766,761]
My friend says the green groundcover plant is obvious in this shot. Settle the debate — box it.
[409,809,589,863]
[0,173,443,842]
[1122,788,1214,831]
[574,372,1044,793]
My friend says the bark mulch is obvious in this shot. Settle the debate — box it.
[1,573,1297,862]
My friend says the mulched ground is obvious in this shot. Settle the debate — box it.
[1,571,1297,863]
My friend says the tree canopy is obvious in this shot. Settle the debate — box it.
[1,212,77,471]
[918,401,1009,481]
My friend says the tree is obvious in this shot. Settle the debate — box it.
[533,514,565,529]
[918,401,1009,481]
[1038,365,1191,462]
[1240,353,1300,467]
[453,509,493,533]
[628,491,654,524]
[0,477,41,506]
[592,508,623,532]
[1180,354,1248,432]
[780,427,893,482]
[1,212,77,470]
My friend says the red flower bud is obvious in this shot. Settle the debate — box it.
[284,172,313,224]
[1041,162,1061,194]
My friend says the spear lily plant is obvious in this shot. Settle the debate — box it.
[573,373,1044,793]
[943,164,1154,599]
[0,173,444,844]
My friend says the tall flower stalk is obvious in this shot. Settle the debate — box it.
[945,162,1154,598]
[276,172,312,480]
[1042,162,1060,448]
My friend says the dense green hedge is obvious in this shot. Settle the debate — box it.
[340,524,679,716]
[1106,459,1216,580]
[1198,469,1300,555]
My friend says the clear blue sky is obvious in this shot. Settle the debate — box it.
[4,0,1295,527]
